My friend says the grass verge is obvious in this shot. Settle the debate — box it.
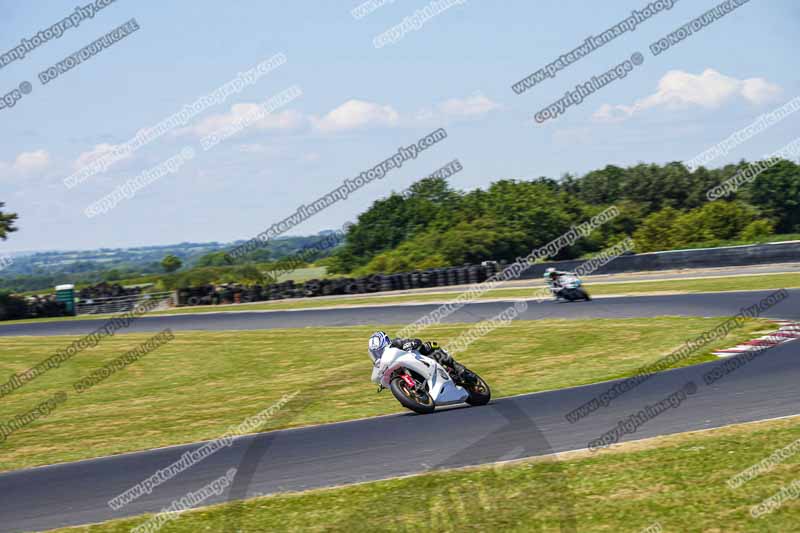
[54,415,800,532]
[0,317,771,472]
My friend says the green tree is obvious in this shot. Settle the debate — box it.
[672,200,757,245]
[328,176,460,273]
[0,202,18,240]
[233,265,266,285]
[196,251,235,267]
[102,269,123,282]
[310,157,796,276]
[571,165,626,204]
[739,219,775,241]
[160,254,183,273]
[743,160,800,233]
[633,207,681,252]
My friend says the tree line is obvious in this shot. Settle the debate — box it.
[321,158,800,275]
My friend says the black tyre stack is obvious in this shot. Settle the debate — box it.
[176,260,514,308]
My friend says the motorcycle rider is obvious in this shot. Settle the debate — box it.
[544,267,572,296]
[544,267,591,301]
[368,331,470,382]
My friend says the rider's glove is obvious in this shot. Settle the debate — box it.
[402,339,422,352]
[421,341,439,354]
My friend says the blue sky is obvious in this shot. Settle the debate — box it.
[1,0,797,251]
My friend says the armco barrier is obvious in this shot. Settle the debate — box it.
[517,241,800,280]
[75,291,175,316]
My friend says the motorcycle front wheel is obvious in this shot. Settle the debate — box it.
[390,376,436,414]
[462,370,491,406]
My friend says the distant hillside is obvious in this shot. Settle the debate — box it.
[0,234,337,293]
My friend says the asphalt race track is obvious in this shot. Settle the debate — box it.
[1,341,798,532]
[1,289,799,531]
[1,289,799,337]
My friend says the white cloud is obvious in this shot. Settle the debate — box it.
[66,93,495,172]
[312,99,399,133]
[186,99,399,137]
[73,143,131,170]
[187,106,306,138]
[73,105,306,169]
[740,77,783,105]
[593,69,783,123]
[13,149,50,174]
[438,93,501,118]
[415,93,502,123]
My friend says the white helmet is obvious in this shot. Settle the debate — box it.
[368,331,391,363]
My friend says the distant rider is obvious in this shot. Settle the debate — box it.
[368,331,470,382]
[544,267,574,299]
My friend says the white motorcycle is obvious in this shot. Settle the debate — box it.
[371,347,491,414]
[551,273,591,302]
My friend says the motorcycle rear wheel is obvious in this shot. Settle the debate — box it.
[575,288,591,301]
[390,376,436,414]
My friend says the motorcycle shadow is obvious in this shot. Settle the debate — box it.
[398,402,489,416]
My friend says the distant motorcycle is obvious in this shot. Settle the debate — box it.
[371,346,491,414]
[551,274,591,302]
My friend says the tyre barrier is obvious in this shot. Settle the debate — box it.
[78,282,143,303]
[447,268,458,285]
[175,262,503,307]
[0,293,68,321]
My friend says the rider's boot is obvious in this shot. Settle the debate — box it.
[453,361,476,384]
[432,349,468,383]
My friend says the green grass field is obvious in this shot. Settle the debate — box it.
[0,317,772,472]
[2,271,796,326]
[274,265,328,282]
[54,415,800,532]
